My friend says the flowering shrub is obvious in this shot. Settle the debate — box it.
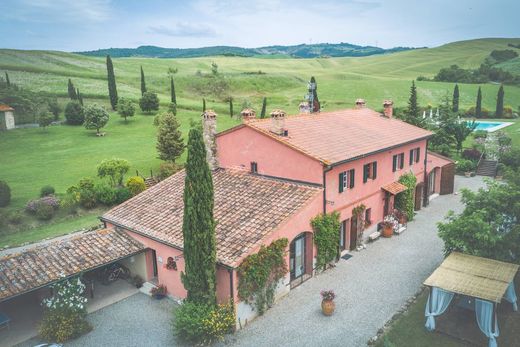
[382,215,399,232]
[320,290,336,301]
[150,284,167,297]
[39,277,91,343]
[26,195,60,213]
[126,176,146,196]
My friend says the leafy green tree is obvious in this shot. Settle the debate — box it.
[117,97,135,122]
[452,84,459,112]
[475,86,482,118]
[97,158,130,187]
[260,97,267,118]
[5,72,10,87]
[140,66,146,96]
[106,55,118,110]
[47,98,62,120]
[67,79,78,100]
[139,92,159,113]
[156,112,185,163]
[38,111,54,131]
[64,101,84,125]
[170,77,176,104]
[404,80,423,127]
[496,84,504,117]
[229,97,233,117]
[181,127,217,305]
[84,104,109,135]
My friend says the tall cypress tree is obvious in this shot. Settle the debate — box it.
[496,85,504,118]
[229,97,233,117]
[202,98,206,112]
[106,55,118,110]
[140,66,147,96]
[405,80,421,127]
[260,97,267,119]
[5,72,10,87]
[452,84,459,113]
[170,77,177,104]
[309,76,320,112]
[180,127,217,305]
[476,86,482,118]
[67,79,77,100]
[77,88,83,106]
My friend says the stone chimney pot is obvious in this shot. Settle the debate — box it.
[383,100,394,118]
[270,109,286,135]
[201,110,218,170]
[355,99,366,109]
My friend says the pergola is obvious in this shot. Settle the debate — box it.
[423,252,518,347]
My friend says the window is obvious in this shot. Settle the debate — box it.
[409,148,421,165]
[392,153,404,172]
[250,161,258,173]
[339,169,355,192]
[363,161,378,183]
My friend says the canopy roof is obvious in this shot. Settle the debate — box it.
[382,181,407,195]
[424,252,519,303]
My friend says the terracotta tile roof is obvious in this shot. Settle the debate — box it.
[0,104,14,112]
[0,229,145,302]
[428,151,454,171]
[102,168,322,268]
[245,108,433,164]
[382,181,407,195]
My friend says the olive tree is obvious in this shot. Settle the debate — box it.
[84,104,109,135]
[117,97,135,122]
[97,158,130,187]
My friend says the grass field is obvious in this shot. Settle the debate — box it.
[1,37,520,246]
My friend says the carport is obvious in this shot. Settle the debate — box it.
[0,229,146,346]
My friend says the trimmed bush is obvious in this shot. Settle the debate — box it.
[126,176,146,196]
[94,184,118,205]
[0,180,11,207]
[40,185,55,197]
[64,101,84,125]
[115,187,132,204]
[456,159,476,173]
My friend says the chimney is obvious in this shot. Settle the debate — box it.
[270,109,286,135]
[355,99,366,109]
[201,109,218,170]
[383,100,393,118]
[240,108,256,123]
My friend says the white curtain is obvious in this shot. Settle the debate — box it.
[504,281,518,311]
[424,287,454,331]
[475,299,499,347]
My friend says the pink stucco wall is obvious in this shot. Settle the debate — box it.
[217,126,323,184]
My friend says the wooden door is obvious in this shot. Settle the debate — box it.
[349,217,358,251]
[414,183,423,211]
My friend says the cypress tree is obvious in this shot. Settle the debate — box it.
[202,98,206,112]
[229,97,233,117]
[260,97,267,119]
[77,88,84,106]
[5,72,10,87]
[170,77,177,104]
[67,79,77,100]
[452,84,459,113]
[180,127,217,305]
[106,55,118,110]
[405,80,421,127]
[496,85,504,118]
[156,113,185,163]
[140,66,147,96]
[310,76,320,112]
[476,86,482,118]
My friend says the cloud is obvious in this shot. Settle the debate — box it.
[148,23,217,38]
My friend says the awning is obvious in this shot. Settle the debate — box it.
[424,252,519,303]
[0,229,145,302]
[382,181,407,195]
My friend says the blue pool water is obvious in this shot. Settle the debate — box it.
[474,122,503,130]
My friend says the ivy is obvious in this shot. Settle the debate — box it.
[311,212,340,270]
[395,172,417,221]
[237,238,288,315]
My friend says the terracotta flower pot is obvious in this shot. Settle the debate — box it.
[321,299,335,316]
[382,225,393,238]
[398,216,407,225]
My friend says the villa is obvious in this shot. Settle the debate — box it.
[101,100,455,324]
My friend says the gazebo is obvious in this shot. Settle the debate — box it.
[424,252,518,347]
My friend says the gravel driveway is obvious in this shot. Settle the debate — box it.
[224,176,488,347]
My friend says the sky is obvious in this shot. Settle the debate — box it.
[0,0,519,51]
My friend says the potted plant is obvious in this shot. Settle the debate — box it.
[150,284,167,299]
[320,290,336,316]
[393,209,407,225]
[133,275,144,288]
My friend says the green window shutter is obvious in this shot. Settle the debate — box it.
[400,153,404,169]
[363,164,369,183]
[409,149,414,165]
[373,161,377,179]
[339,172,344,193]
[350,169,355,188]
[392,155,397,172]
[416,148,420,163]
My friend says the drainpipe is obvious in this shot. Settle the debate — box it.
[322,165,333,214]
[423,140,429,207]
[228,268,234,303]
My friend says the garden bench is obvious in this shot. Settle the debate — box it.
[0,312,11,330]
[368,231,381,242]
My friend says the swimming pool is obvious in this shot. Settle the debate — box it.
[472,121,513,132]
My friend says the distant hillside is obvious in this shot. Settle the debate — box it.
[76,42,417,59]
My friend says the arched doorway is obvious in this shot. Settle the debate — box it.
[289,232,313,288]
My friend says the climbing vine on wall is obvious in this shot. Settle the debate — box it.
[395,172,417,221]
[237,238,288,315]
[311,211,341,270]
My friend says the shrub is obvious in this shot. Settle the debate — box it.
[465,106,490,118]
[47,98,62,120]
[94,183,118,205]
[395,173,417,221]
[503,106,514,119]
[36,202,55,220]
[456,159,476,173]
[173,301,235,345]
[126,176,146,196]
[115,187,132,204]
[462,148,482,161]
[0,180,11,207]
[8,211,23,225]
[117,97,136,122]
[473,130,488,140]
[26,196,60,213]
[38,111,54,130]
[157,162,181,181]
[79,189,97,209]
[61,192,80,215]
[500,147,520,170]
[139,92,160,113]
[40,185,55,197]
[97,158,130,187]
[64,101,84,125]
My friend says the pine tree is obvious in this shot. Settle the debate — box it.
[452,84,459,113]
[476,86,482,118]
[180,127,217,305]
[310,76,320,112]
[106,55,118,110]
[260,97,267,119]
[67,79,77,100]
[202,98,206,112]
[405,80,422,127]
[5,72,10,87]
[140,66,147,96]
[496,85,504,118]
[156,112,185,163]
[229,97,233,117]
[170,77,177,104]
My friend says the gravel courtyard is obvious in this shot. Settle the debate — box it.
[225,176,488,347]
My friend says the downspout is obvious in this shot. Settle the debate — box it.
[322,165,333,214]
[228,268,234,303]
[423,140,429,207]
